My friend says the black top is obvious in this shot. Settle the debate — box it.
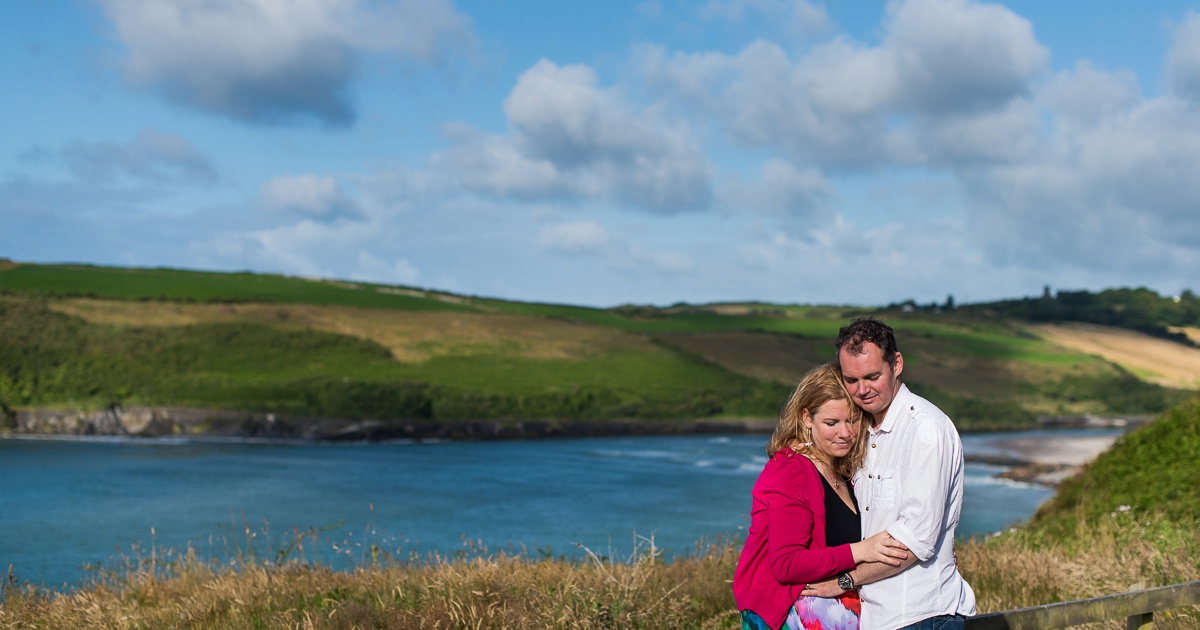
[820,473,861,548]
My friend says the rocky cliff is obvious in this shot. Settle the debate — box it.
[6,405,774,442]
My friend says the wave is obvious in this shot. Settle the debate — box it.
[588,448,686,461]
[964,474,1042,490]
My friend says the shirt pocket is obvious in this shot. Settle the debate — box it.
[876,469,896,508]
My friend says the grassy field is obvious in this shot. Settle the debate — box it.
[2,262,1194,429]
[0,263,477,312]
[1032,323,1200,388]
[4,398,1199,628]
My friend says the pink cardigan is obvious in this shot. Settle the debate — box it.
[732,449,856,629]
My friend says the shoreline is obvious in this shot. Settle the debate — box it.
[966,432,1121,486]
[5,405,1124,485]
[5,404,1131,444]
[2,404,782,442]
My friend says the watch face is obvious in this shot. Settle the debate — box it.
[838,573,853,590]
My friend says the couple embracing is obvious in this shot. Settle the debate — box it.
[733,317,976,630]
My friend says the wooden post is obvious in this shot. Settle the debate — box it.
[1126,610,1153,629]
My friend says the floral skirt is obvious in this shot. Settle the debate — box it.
[741,590,861,630]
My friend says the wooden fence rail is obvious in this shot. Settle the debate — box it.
[965,580,1200,629]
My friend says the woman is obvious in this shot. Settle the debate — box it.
[733,362,907,630]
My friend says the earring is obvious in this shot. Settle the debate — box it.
[803,442,813,447]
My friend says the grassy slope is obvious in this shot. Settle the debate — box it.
[1027,397,1200,538]
[1,262,1192,427]
[955,396,1200,621]
[0,263,477,311]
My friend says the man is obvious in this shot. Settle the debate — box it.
[802,316,975,630]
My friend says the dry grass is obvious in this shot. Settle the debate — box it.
[0,537,740,630]
[47,299,645,363]
[1029,323,1200,389]
[959,511,1200,629]
[4,516,1198,629]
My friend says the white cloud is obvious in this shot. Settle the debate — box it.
[441,59,714,213]
[260,174,359,220]
[201,217,384,278]
[640,0,1048,167]
[2,130,219,224]
[883,0,1048,114]
[1167,11,1200,102]
[97,0,475,126]
[356,251,420,284]
[55,129,218,186]
[536,220,611,254]
[629,243,694,273]
[964,92,1200,276]
[720,159,832,217]
[1039,61,1142,129]
[434,126,566,199]
[916,98,1041,164]
[698,0,831,39]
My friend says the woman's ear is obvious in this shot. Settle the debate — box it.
[801,408,812,429]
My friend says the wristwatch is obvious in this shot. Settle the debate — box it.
[837,571,855,591]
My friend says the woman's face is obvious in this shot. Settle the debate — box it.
[803,398,858,459]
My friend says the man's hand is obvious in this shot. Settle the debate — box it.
[800,577,843,598]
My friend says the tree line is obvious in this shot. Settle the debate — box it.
[892,286,1200,346]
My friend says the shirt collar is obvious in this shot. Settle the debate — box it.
[871,383,910,434]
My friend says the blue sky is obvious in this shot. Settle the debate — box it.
[4,0,1200,308]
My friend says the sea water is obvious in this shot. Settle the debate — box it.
[0,430,1104,589]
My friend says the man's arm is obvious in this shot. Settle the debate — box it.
[850,554,918,586]
[799,551,919,597]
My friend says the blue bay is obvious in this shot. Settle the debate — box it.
[2,430,1103,589]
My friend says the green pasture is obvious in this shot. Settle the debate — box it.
[887,317,1086,365]
[0,263,474,312]
[0,296,787,421]
[0,262,1190,427]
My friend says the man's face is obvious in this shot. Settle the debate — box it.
[838,341,903,420]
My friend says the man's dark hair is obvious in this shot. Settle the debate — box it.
[835,317,899,365]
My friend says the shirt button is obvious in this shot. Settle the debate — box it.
[865,506,870,511]
[871,443,877,448]
[911,406,915,410]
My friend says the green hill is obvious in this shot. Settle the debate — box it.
[1,261,1193,432]
[1028,398,1200,538]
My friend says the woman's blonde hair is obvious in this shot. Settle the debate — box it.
[766,361,867,479]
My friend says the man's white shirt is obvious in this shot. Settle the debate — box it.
[852,384,976,630]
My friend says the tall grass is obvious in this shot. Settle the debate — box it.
[1,530,742,630]
[4,514,1198,629]
[959,511,1200,629]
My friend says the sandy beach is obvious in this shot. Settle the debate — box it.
[989,434,1119,466]
[973,432,1121,486]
